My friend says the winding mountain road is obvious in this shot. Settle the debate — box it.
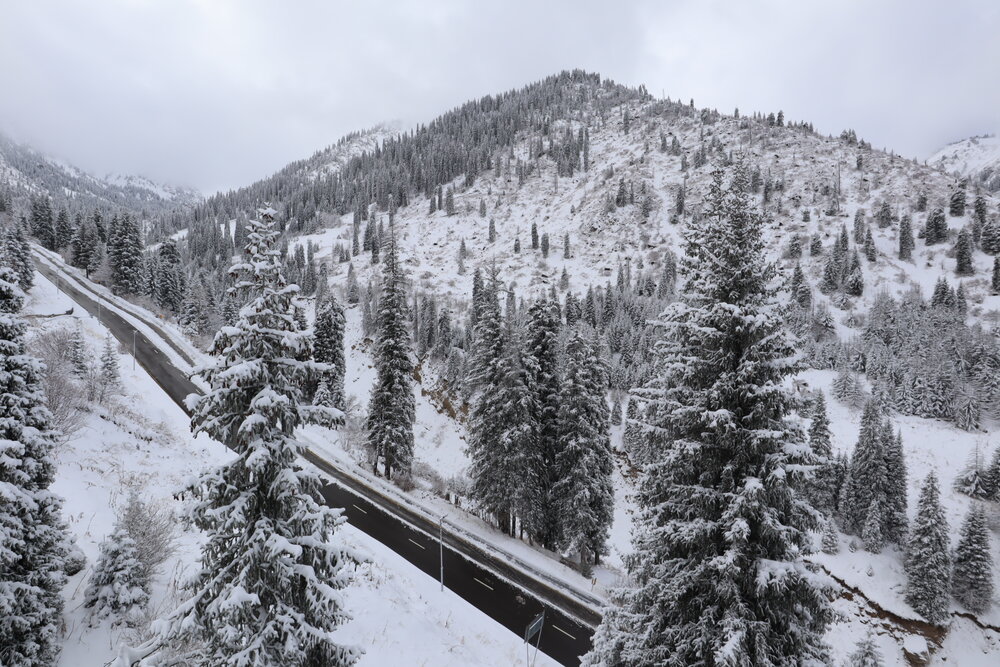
[33,251,600,666]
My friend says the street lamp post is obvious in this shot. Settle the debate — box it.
[439,513,449,593]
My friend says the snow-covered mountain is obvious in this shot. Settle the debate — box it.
[178,72,998,665]
[928,133,1000,192]
[0,131,202,213]
[12,70,1000,666]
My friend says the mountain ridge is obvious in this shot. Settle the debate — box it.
[0,130,203,215]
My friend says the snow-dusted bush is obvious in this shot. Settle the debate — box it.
[27,325,87,438]
[953,446,990,499]
[848,633,885,666]
[117,491,177,582]
[64,538,88,576]
[412,460,447,497]
[84,527,150,626]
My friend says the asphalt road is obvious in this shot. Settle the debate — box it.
[34,255,599,666]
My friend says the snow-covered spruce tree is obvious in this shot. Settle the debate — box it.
[951,504,993,613]
[985,447,1000,501]
[84,527,149,626]
[366,225,414,480]
[953,446,989,499]
[950,182,967,217]
[821,518,840,555]
[806,391,838,513]
[0,267,68,666]
[552,327,613,576]
[862,498,885,553]
[179,279,211,337]
[853,209,866,243]
[68,323,90,378]
[1,222,34,292]
[522,297,563,549]
[467,277,536,535]
[154,238,185,313]
[313,294,346,410]
[99,333,121,403]
[313,379,334,407]
[583,164,831,666]
[899,214,915,261]
[71,216,101,277]
[54,208,72,250]
[841,401,887,534]
[120,210,358,666]
[621,397,644,461]
[110,214,145,296]
[904,472,951,624]
[925,208,948,245]
[847,633,884,667]
[954,228,974,276]
[345,263,359,304]
[882,427,908,544]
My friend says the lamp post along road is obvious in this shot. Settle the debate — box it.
[439,513,449,592]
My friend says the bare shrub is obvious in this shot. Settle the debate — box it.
[117,491,177,582]
[445,474,471,503]
[340,396,377,468]
[27,327,87,439]
[412,460,446,497]
[392,472,416,492]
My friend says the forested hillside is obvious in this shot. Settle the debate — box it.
[4,69,1000,665]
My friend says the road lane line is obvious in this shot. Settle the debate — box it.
[351,504,368,514]
[407,538,426,550]
[552,624,576,640]
[473,577,494,591]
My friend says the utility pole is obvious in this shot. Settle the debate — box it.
[439,514,448,593]
[132,330,136,370]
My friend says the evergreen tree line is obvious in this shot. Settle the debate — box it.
[798,285,1000,431]
[0,266,71,665]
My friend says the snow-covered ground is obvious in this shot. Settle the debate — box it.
[928,133,1000,186]
[27,86,1000,663]
[25,272,556,667]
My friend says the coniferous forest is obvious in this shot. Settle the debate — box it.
[3,6,1000,664]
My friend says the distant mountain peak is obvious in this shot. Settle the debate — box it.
[928,133,1000,192]
[0,131,203,213]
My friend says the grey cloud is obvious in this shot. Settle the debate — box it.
[1,0,996,194]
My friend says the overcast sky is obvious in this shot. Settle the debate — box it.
[1,0,997,194]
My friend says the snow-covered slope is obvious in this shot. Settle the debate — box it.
[23,272,556,667]
[296,100,1000,327]
[271,88,1000,664]
[928,133,1000,192]
[0,132,202,213]
[42,72,1000,665]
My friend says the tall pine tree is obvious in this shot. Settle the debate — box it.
[366,225,415,480]
[121,209,357,665]
[951,504,993,613]
[552,327,613,576]
[521,297,562,548]
[584,164,831,666]
[904,472,951,624]
[313,294,346,410]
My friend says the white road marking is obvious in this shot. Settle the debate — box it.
[408,538,426,550]
[552,624,575,640]
[351,504,368,514]
[474,577,494,591]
